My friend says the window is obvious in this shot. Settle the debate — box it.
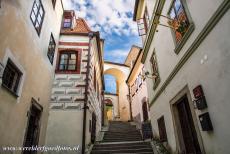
[169,0,190,43]
[150,51,160,89]
[51,0,56,8]
[58,52,77,71]
[63,18,72,28]
[137,7,149,36]
[30,0,45,35]
[2,59,22,94]
[47,34,56,64]
[157,116,168,142]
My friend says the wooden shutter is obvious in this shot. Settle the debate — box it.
[157,116,168,142]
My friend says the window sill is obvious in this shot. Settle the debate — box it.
[55,70,80,74]
[153,78,161,90]
[1,84,19,98]
[174,23,195,54]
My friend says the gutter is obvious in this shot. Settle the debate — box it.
[82,32,94,154]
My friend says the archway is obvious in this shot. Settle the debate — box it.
[104,61,131,122]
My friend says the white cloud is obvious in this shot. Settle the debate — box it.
[104,48,130,63]
[62,0,138,37]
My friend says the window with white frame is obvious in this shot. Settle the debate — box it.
[30,0,45,35]
[2,59,22,94]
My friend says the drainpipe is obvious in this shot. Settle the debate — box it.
[128,86,133,121]
[82,32,94,154]
[101,90,105,126]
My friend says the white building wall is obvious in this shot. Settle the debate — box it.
[143,0,230,153]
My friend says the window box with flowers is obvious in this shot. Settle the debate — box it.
[168,0,195,54]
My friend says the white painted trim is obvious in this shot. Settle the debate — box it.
[2,48,26,99]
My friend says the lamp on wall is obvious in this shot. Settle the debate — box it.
[154,13,178,31]
[141,71,158,80]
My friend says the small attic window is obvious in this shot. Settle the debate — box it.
[63,18,72,28]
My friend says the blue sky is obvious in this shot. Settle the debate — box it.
[63,0,141,63]
[63,0,141,93]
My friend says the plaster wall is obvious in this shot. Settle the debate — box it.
[46,34,103,153]
[45,110,83,154]
[143,0,230,153]
[0,0,63,150]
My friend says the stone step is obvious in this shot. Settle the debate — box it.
[91,148,153,154]
[94,141,150,147]
[104,135,142,139]
[93,144,150,150]
[92,152,153,154]
[103,138,142,142]
[104,134,142,138]
[90,121,154,154]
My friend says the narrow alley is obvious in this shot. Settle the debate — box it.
[0,0,230,154]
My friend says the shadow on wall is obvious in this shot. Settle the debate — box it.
[133,113,142,129]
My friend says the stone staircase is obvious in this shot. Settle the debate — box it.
[91,121,154,154]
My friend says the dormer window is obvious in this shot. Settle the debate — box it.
[63,18,72,28]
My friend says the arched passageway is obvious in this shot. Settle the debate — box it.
[104,61,131,122]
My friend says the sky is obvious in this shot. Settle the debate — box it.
[63,0,141,63]
[63,0,142,93]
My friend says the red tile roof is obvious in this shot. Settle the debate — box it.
[61,18,92,34]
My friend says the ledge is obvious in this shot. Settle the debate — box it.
[1,84,19,98]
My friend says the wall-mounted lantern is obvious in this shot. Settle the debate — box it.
[141,71,158,80]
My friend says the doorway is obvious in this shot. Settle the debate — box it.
[23,99,42,154]
[142,101,149,122]
[91,112,97,143]
[176,95,201,154]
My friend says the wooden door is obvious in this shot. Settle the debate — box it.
[142,102,149,122]
[91,113,96,143]
[23,103,42,154]
[176,95,201,154]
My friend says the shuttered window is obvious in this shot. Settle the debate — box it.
[157,116,168,142]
